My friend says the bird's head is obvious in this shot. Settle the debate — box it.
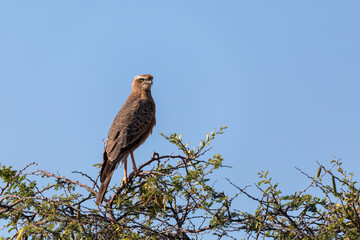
[132,74,153,92]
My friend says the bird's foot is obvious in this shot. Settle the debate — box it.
[121,176,128,185]
[138,171,145,180]
[130,169,144,180]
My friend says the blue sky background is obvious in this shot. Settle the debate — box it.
[1,1,360,238]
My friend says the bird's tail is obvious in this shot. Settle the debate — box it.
[96,169,115,205]
[96,152,128,205]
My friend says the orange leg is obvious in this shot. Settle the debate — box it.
[130,151,138,172]
[123,158,128,184]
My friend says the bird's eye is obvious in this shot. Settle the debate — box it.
[139,78,145,82]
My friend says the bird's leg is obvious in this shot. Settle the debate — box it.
[123,158,128,184]
[130,151,138,172]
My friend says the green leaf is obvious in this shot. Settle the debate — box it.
[332,176,337,193]
[316,166,322,178]
[16,227,25,240]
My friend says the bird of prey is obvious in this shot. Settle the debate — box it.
[96,74,156,205]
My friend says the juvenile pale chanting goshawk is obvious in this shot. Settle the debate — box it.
[96,74,156,205]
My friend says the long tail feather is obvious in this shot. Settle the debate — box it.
[96,169,115,205]
[96,152,128,205]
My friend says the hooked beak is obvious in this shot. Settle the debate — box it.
[145,79,153,85]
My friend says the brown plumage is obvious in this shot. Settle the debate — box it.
[96,74,156,205]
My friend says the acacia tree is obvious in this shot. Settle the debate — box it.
[1,127,360,239]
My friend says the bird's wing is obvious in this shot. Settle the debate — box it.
[105,98,154,162]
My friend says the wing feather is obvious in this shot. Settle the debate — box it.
[105,97,154,162]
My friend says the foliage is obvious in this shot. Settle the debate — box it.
[1,126,240,239]
[238,159,360,239]
[1,126,360,239]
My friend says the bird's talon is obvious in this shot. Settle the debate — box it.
[122,178,128,185]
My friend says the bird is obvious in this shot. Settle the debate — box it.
[96,74,156,205]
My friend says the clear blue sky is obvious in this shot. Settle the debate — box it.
[1,1,359,238]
